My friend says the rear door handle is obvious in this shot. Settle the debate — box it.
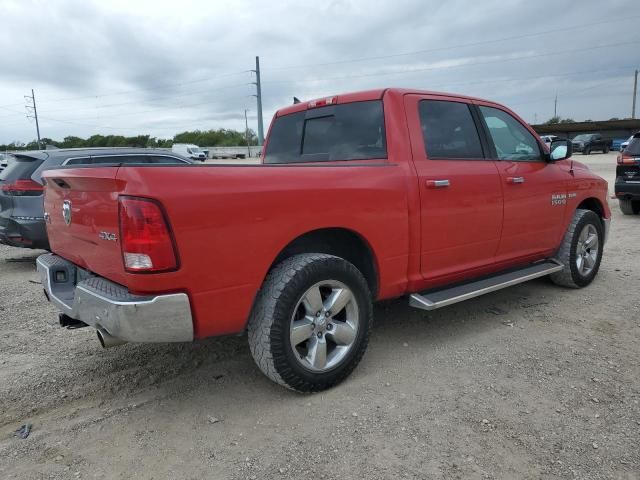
[426,179,450,188]
[507,176,525,184]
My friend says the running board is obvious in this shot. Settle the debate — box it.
[409,260,564,311]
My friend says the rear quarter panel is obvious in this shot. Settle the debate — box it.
[116,163,411,338]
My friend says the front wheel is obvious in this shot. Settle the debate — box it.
[550,209,603,288]
[248,254,372,392]
[603,145,610,154]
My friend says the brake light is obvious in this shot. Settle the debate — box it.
[118,196,178,273]
[308,96,336,108]
[1,179,44,196]
[618,154,636,165]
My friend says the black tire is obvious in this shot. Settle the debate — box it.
[583,147,591,155]
[603,145,610,154]
[248,253,372,392]
[550,209,603,288]
[619,199,640,215]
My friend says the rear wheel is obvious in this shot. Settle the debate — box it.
[248,254,372,392]
[603,145,610,154]
[550,209,603,288]
[619,199,640,215]
[583,147,591,155]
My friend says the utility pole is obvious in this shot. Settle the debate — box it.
[632,69,638,119]
[554,93,558,118]
[251,56,264,145]
[25,89,42,149]
[244,109,251,158]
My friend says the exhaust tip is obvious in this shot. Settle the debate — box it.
[96,328,127,349]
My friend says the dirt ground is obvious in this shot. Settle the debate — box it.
[0,152,638,480]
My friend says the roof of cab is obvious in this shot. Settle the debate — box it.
[274,88,493,117]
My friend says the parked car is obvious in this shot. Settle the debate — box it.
[540,135,558,149]
[0,148,191,249]
[0,153,13,174]
[571,134,612,155]
[37,89,610,392]
[615,132,640,215]
[172,143,207,161]
[620,135,634,152]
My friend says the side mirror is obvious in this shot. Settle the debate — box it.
[548,138,572,162]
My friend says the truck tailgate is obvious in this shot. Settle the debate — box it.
[43,167,128,286]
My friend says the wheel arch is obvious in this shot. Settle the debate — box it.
[268,227,379,298]
[576,197,605,222]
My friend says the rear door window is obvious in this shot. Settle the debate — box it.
[92,155,151,164]
[264,100,387,163]
[0,156,44,182]
[418,100,484,159]
[150,155,187,164]
[64,157,91,166]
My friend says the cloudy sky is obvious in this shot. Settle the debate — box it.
[0,0,638,144]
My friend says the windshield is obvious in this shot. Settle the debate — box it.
[573,134,591,142]
[188,147,201,153]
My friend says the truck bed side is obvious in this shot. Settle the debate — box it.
[43,163,412,338]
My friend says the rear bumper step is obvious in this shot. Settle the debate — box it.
[409,260,564,311]
[37,253,194,343]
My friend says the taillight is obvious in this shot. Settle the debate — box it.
[1,179,44,196]
[618,154,636,165]
[118,196,178,273]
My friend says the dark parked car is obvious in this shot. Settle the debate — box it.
[0,148,192,249]
[615,132,640,215]
[571,134,612,155]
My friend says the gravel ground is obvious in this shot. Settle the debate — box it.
[0,152,639,479]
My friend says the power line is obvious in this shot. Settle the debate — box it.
[0,69,252,109]
[266,15,640,71]
[3,14,636,111]
[263,39,640,86]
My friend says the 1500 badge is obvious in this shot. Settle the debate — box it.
[551,192,576,206]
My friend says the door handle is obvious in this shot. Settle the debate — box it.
[507,176,525,184]
[426,179,450,188]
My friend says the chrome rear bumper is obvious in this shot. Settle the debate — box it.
[36,253,193,343]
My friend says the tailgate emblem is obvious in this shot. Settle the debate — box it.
[99,231,117,241]
[62,200,72,226]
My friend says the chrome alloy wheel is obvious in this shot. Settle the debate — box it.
[575,224,599,276]
[289,280,359,372]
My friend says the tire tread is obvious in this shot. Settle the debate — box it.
[247,253,371,392]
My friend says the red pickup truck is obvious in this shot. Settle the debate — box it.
[37,88,610,392]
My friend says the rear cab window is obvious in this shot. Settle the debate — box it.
[264,100,387,163]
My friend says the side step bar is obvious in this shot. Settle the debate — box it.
[409,260,564,311]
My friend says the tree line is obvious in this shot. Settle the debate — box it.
[1,128,258,151]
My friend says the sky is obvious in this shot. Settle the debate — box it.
[0,0,638,144]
